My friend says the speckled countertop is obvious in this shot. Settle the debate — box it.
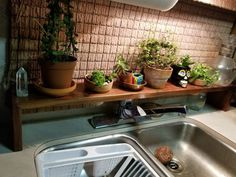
[0,107,236,177]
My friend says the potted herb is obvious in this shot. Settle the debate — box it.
[189,63,219,86]
[39,0,78,89]
[113,54,143,85]
[171,55,194,88]
[137,37,177,89]
[84,70,114,93]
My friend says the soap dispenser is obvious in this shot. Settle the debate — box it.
[16,67,29,97]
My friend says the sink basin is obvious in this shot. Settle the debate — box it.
[134,119,236,177]
[35,134,165,177]
[35,118,236,177]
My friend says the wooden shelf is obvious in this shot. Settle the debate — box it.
[16,82,235,111]
[11,82,235,151]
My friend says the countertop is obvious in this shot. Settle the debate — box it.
[0,107,236,177]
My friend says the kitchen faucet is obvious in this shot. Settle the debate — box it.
[89,100,187,128]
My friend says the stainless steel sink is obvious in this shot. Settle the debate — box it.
[35,134,167,177]
[134,119,236,177]
[35,118,236,177]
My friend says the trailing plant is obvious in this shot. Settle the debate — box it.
[189,63,219,85]
[175,55,194,67]
[137,38,177,69]
[41,0,78,61]
[89,70,113,87]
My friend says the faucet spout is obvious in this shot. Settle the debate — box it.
[144,105,187,115]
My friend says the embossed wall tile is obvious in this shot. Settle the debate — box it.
[87,62,95,70]
[88,53,96,62]
[121,19,128,28]
[90,44,97,53]
[81,44,90,53]
[97,44,104,53]
[91,25,99,34]
[98,35,105,44]
[105,36,112,44]
[114,17,122,27]
[103,45,111,53]
[133,21,140,29]
[117,46,124,53]
[101,62,108,69]
[105,26,113,35]
[94,62,101,69]
[98,26,106,35]
[80,62,88,70]
[95,54,103,61]
[111,36,118,44]
[112,27,120,36]
[91,34,98,43]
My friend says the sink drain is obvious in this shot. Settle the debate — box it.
[166,158,183,173]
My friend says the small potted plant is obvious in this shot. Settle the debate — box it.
[137,37,177,89]
[189,63,219,86]
[171,55,194,88]
[84,70,114,93]
[113,54,143,85]
[39,0,78,89]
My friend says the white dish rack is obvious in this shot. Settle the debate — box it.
[35,143,157,177]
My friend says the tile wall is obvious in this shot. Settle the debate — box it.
[9,0,236,82]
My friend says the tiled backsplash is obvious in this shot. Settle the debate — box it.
[9,0,235,83]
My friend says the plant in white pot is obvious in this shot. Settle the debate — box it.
[39,0,78,89]
[137,37,177,89]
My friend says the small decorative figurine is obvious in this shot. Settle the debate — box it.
[171,55,193,88]
[16,67,28,97]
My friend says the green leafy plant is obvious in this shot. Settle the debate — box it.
[41,0,78,61]
[90,70,113,86]
[137,38,177,69]
[113,54,131,76]
[176,55,194,67]
[189,63,219,85]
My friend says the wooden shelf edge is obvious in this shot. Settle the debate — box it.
[15,82,236,112]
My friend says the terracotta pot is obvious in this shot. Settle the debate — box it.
[40,56,77,89]
[84,75,113,93]
[119,72,143,85]
[144,66,173,89]
[119,72,133,84]
[191,79,207,87]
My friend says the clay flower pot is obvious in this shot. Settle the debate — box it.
[40,56,77,89]
[191,79,207,87]
[144,66,173,89]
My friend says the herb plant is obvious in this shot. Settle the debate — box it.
[41,0,78,61]
[90,70,113,86]
[176,55,194,67]
[137,38,177,69]
[189,63,219,85]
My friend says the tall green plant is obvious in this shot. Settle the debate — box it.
[41,0,78,61]
[137,38,177,69]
